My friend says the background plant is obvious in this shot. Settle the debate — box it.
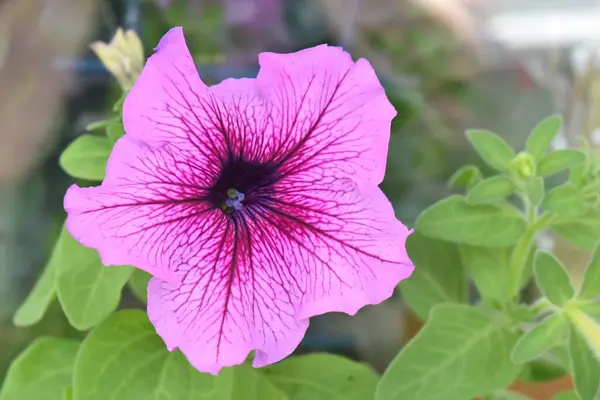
[382,115,600,400]
[2,27,600,400]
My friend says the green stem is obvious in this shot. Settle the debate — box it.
[532,212,557,231]
[530,297,553,315]
[508,227,536,300]
[508,194,537,301]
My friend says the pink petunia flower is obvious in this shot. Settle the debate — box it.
[64,27,414,375]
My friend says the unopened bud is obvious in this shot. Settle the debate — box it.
[510,152,536,180]
[90,28,144,90]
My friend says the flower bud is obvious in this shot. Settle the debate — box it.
[510,152,536,180]
[90,28,144,90]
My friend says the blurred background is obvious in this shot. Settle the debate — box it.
[1,0,600,387]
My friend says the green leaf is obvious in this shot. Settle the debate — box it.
[542,183,584,217]
[551,213,600,249]
[106,122,125,143]
[448,165,482,190]
[525,177,545,206]
[511,313,568,364]
[534,252,575,307]
[577,301,600,322]
[466,176,516,205]
[375,304,520,400]
[466,129,516,171]
[568,324,600,400]
[538,150,586,177]
[0,337,79,400]
[55,226,133,330]
[12,253,57,327]
[415,195,527,247]
[217,364,288,399]
[498,391,532,400]
[59,135,112,181]
[551,391,580,400]
[73,310,222,400]
[262,354,378,400]
[128,269,151,303]
[113,90,128,112]
[526,115,562,160]
[459,245,511,306]
[507,305,538,324]
[399,233,466,320]
[570,139,598,188]
[519,358,568,383]
[64,387,72,400]
[86,118,119,132]
[579,242,600,300]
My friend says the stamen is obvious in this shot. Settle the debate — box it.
[224,189,245,211]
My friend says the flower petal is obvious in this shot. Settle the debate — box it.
[123,26,227,164]
[64,136,222,284]
[146,176,413,374]
[68,29,412,376]
[256,45,396,186]
[203,77,274,163]
[267,175,414,318]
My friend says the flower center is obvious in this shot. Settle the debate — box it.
[223,188,245,211]
[209,157,279,213]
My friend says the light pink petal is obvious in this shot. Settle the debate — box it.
[64,136,222,284]
[123,27,274,167]
[146,176,413,375]
[203,77,274,163]
[123,26,227,165]
[255,45,396,186]
[268,175,414,318]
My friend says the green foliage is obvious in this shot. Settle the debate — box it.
[262,354,379,399]
[217,365,288,399]
[389,116,600,400]
[73,310,222,400]
[526,115,562,160]
[459,245,511,306]
[415,195,526,247]
[0,338,79,400]
[54,226,133,330]
[579,242,600,300]
[398,233,467,320]
[550,213,600,249]
[376,304,520,400]
[466,129,515,171]
[85,118,119,132]
[11,109,600,400]
[551,391,580,400]
[518,357,568,383]
[12,252,57,327]
[499,392,532,400]
[576,300,600,322]
[59,135,112,181]
[568,325,600,400]
[538,150,585,177]
[534,252,575,307]
[465,176,515,205]
[510,313,568,364]
[542,183,584,217]
[106,121,126,143]
[524,177,544,206]
[448,164,482,190]
[128,269,151,303]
